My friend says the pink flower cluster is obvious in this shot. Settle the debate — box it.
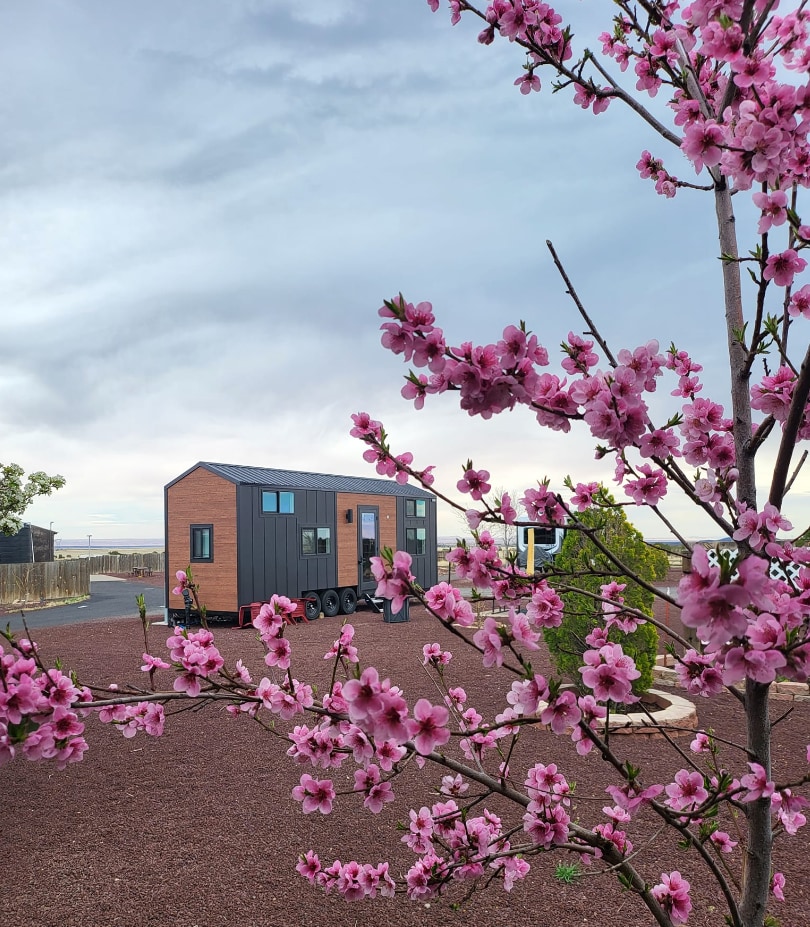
[423,581,476,626]
[599,581,645,634]
[752,367,810,440]
[98,701,165,739]
[370,549,414,613]
[0,636,90,768]
[252,595,297,670]
[166,628,225,698]
[445,532,503,589]
[523,762,572,848]
[652,871,693,925]
[296,852,396,899]
[579,643,641,704]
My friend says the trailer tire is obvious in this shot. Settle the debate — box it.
[321,589,340,618]
[303,592,321,620]
[338,587,357,615]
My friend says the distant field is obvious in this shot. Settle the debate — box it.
[55,546,164,559]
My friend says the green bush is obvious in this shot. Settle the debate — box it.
[543,490,668,698]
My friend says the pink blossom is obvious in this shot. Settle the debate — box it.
[540,690,581,734]
[473,617,506,667]
[605,781,663,812]
[788,284,810,318]
[753,189,788,234]
[514,71,540,94]
[772,871,786,902]
[651,871,692,925]
[140,653,171,672]
[665,769,709,812]
[570,481,598,511]
[624,463,668,506]
[264,636,292,671]
[740,762,775,802]
[682,119,724,172]
[292,774,336,814]
[407,698,451,755]
[349,412,383,440]
[710,831,738,853]
[422,642,452,666]
[579,643,640,704]
[690,732,711,753]
[457,467,491,500]
[763,249,807,287]
[296,850,321,883]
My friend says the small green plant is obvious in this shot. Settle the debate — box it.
[554,861,582,884]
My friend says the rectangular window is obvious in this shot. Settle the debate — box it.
[406,526,426,556]
[190,525,213,562]
[302,527,331,555]
[522,526,557,546]
[261,490,295,514]
[405,499,426,518]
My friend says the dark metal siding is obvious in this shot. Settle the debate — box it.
[237,485,338,602]
[396,497,439,590]
[0,525,33,564]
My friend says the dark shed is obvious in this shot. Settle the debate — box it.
[0,524,56,564]
[165,462,438,621]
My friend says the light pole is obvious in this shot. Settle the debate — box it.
[87,534,92,558]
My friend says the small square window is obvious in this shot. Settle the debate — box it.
[279,491,294,513]
[406,499,426,518]
[302,527,331,555]
[262,490,295,514]
[190,525,213,562]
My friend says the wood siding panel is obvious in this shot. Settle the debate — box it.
[166,467,237,613]
[336,493,397,587]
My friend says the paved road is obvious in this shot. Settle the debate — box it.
[2,576,166,633]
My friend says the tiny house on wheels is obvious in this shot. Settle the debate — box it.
[164,462,438,622]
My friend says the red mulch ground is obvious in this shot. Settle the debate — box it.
[2,590,809,927]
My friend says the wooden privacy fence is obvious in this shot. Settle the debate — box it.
[87,552,165,575]
[0,559,90,607]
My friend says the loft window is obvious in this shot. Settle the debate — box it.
[406,527,426,556]
[190,525,213,562]
[302,527,331,555]
[405,499,426,518]
[261,490,295,514]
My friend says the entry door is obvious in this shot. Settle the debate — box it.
[358,506,379,593]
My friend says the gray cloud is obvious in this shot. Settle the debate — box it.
[5,1,806,541]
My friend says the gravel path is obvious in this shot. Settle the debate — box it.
[2,600,809,927]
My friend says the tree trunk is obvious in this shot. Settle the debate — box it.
[714,180,771,927]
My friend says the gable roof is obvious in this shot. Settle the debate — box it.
[167,462,435,499]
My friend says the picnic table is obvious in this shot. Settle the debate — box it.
[131,567,154,578]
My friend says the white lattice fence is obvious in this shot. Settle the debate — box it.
[703,547,801,584]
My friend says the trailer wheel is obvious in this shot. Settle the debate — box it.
[321,589,340,618]
[303,591,321,620]
[338,587,357,615]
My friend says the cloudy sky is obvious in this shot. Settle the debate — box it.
[5,0,808,542]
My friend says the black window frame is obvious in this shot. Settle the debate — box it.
[261,489,295,514]
[301,526,332,556]
[521,526,557,546]
[190,524,213,562]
